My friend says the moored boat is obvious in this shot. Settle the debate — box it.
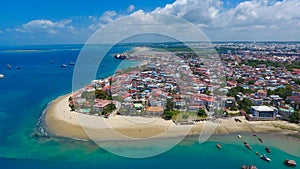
[61,64,67,67]
[253,133,257,137]
[241,165,257,169]
[216,143,222,149]
[0,74,4,79]
[238,135,242,139]
[258,137,263,143]
[260,154,271,162]
[6,64,12,69]
[265,146,271,153]
[284,159,297,167]
[244,142,252,150]
[69,62,75,65]
[114,53,127,59]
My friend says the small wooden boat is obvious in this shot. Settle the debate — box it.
[216,143,222,149]
[244,142,252,150]
[258,137,263,143]
[238,135,242,139]
[284,159,297,167]
[260,154,271,162]
[265,146,271,153]
[241,165,257,169]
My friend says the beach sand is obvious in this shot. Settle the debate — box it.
[45,94,300,141]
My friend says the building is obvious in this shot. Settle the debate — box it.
[247,106,278,120]
[278,105,295,120]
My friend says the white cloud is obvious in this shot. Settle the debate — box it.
[127,5,135,13]
[19,19,73,34]
[153,0,223,24]
[88,10,120,31]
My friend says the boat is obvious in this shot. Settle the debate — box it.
[284,159,297,167]
[256,151,260,156]
[253,133,257,137]
[238,135,242,139]
[216,143,222,149]
[16,66,21,69]
[260,154,271,162]
[61,64,67,67]
[241,165,257,169]
[69,62,75,65]
[0,74,4,79]
[258,137,263,143]
[265,146,271,153]
[6,64,12,69]
[114,53,127,60]
[50,60,55,64]
[244,142,252,150]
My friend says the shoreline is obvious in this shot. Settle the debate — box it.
[44,94,300,141]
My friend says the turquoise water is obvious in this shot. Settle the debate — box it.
[0,45,299,169]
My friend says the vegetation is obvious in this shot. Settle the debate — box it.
[101,103,116,115]
[267,85,293,99]
[227,86,253,97]
[245,60,300,71]
[197,108,207,117]
[237,98,253,114]
[290,111,300,123]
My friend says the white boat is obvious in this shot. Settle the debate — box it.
[0,74,4,79]
[260,154,271,162]
[238,135,242,139]
[61,64,67,67]
[6,64,12,69]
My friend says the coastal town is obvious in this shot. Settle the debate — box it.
[67,42,300,125]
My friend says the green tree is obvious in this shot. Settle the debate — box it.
[165,98,174,111]
[238,98,253,114]
[197,108,207,117]
[95,90,107,99]
[290,111,300,123]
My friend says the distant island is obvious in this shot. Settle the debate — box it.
[44,43,300,141]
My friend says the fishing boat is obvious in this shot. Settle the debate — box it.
[258,137,263,143]
[260,154,271,162]
[244,142,252,150]
[238,135,242,139]
[241,165,257,169]
[216,143,222,149]
[284,159,297,167]
[114,53,127,60]
[0,74,4,79]
[61,64,67,68]
[265,146,271,153]
[6,64,12,69]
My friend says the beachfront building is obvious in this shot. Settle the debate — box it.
[93,99,115,113]
[247,106,278,120]
[278,105,295,120]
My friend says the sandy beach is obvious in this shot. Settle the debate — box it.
[44,94,300,141]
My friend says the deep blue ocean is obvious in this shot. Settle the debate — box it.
[0,45,299,169]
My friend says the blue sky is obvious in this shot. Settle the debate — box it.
[0,0,299,45]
